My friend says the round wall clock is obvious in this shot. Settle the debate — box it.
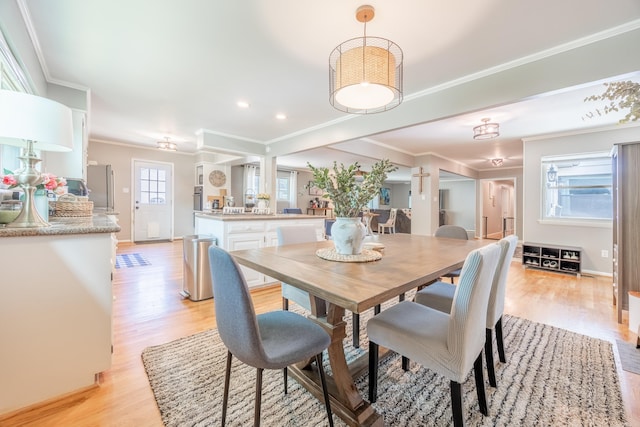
[209,170,226,187]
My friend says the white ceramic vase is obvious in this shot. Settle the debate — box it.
[331,217,366,255]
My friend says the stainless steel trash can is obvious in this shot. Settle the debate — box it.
[181,235,216,301]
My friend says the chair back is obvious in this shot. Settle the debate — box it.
[447,243,501,374]
[487,235,518,328]
[387,208,397,225]
[208,246,268,367]
[277,225,318,246]
[283,208,302,214]
[435,225,468,240]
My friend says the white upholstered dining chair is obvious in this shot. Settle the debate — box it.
[278,226,318,312]
[377,208,397,234]
[277,226,364,348]
[414,235,518,387]
[367,243,501,427]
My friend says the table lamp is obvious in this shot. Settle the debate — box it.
[0,90,73,228]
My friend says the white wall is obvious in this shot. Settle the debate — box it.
[439,179,476,232]
[523,124,640,274]
[390,183,411,208]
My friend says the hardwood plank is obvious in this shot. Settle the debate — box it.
[2,240,638,426]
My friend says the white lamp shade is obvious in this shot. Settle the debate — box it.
[0,90,73,151]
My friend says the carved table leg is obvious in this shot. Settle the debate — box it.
[289,301,383,426]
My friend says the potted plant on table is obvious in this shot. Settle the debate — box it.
[307,159,397,255]
[256,193,270,208]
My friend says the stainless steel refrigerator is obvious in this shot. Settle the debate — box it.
[87,164,114,210]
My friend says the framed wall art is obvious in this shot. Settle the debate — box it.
[308,182,324,196]
[379,187,391,205]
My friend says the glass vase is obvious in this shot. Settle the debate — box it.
[34,189,49,222]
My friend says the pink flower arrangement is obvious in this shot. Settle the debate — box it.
[2,174,17,187]
[1,169,67,194]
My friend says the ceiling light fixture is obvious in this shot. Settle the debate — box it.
[491,158,504,167]
[473,118,500,140]
[354,166,369,181]
[157,137,177,151]
[237,101,250,108]
[275,113,287,120]
[329,5,403,114]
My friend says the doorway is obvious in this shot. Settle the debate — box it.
[480,178,515,239]
[132,160,174,242]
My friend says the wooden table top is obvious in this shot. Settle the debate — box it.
[231,234,489,313]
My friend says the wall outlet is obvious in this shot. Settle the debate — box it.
[601,249,609,258]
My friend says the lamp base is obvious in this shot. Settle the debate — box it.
[5,141,50,228]
[6,188,49,228]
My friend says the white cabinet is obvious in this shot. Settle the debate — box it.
[0,232,113,414]
[227,231,267,286]
[195,215,325,288]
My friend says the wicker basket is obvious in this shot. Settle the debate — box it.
[50,194,94,217]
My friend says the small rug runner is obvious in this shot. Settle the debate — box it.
[115,253,151,269]
[142,311,626,426]
[617,339,640,375]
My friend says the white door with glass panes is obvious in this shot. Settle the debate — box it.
[133,160,173,242]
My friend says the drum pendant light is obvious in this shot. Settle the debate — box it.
[329,5,403,114]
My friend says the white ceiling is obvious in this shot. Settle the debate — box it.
[20,0,640,180]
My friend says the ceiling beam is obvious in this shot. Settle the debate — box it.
[266,26,640,158]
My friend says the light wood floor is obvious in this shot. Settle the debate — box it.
[2,240,639,426]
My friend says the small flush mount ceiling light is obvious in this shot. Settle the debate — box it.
[491,158,504,167]
[157,137,177,151]
[329,5,403,114]
[473,118,500,140]
[275,113,287,120]
[236,100,250,109]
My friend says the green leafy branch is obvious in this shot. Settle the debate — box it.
[583,81,640,123]
[307,159,397,218]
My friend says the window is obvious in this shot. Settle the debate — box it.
[277,177,289,200]
[0,27,34,174]
[541,152,612,221]
[139,167,167,205]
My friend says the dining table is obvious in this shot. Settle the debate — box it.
[231,233,489,426]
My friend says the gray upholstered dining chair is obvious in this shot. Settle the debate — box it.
[367,243,501,427]
[278,226,364,348]
[402,237,517,382]
[434,225,469,283]
[208,246,334,427]
[414,235,518,387]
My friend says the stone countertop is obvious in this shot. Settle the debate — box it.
[195,212,326,221]
[0,214,121,238]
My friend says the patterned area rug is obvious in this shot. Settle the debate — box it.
[142,311,626,426]
[115,253,151,269]
[617,339,640,375]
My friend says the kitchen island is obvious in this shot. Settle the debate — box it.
[195,212,326,287]
[0,215,120,416]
